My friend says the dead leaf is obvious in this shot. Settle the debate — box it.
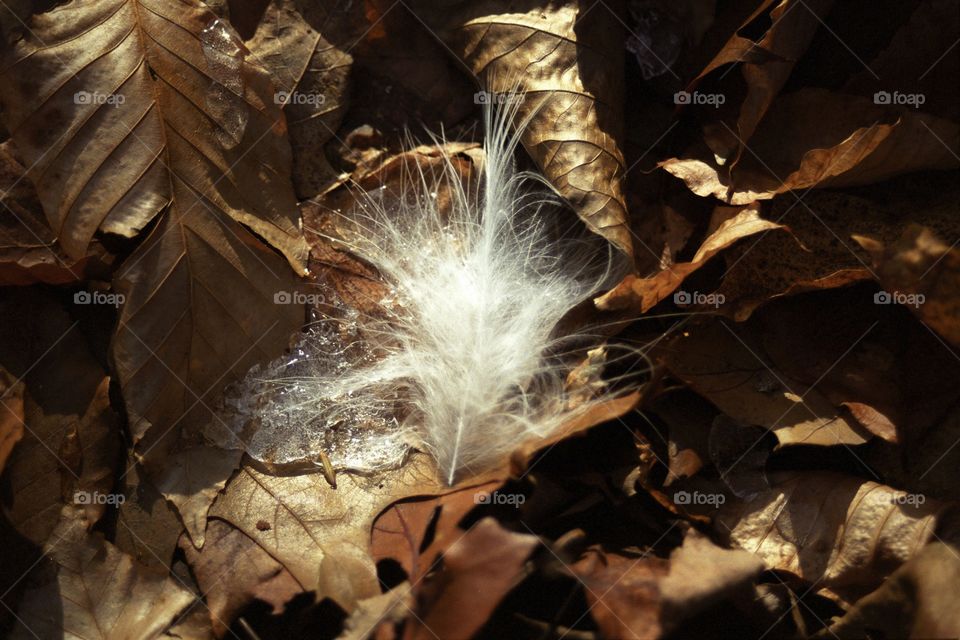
[0,365,24,473]
[571,528,763,639]
[181,518,302,637]
[407,517,538,640]
[820,541,960,639]
[153,445,243,548]
[411,0,633,255]
[0,0,307,265]
[0,141,112,286]
[12,506,199,640]
[0,290,120,541]
[596,203,786,312]
[209,452,444,611]
[717,471,958,604]
[115,453,185,571]
[694,0,835,162]
[247,0,352,197]
[338,582,413,640]
[662,89,960,204]
[856,223,960,348]
[659,318,873,448]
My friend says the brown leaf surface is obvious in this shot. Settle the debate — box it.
[12,506,199,640]
[0,141,112,286]
[0,0,307,264]
[406,517,538,640]
[596,204,786,312]
[115,453,185,570]
[209,452,444,611]
[717,471,958,604]
[0,290,121,542]
[820,541,960,640]
[181,518,301,637]
[694,0,835,162]
[0,365,24,473]
[659,318,873,448]
[662,89,960,204]
[856,223,960,348]
[246,0,352,197]
[411,0,632,255]
[572,528,764,639]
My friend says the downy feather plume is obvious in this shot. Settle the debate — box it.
[219,95,639,485]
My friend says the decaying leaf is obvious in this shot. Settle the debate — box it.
[0,290,121,542]
[659,318,873,448]
[12,506,199,640]
[693,0,835,162]
[411,0,633,255]
[596,203,786,312]
[115,453,185,571]
[338,582,413,640]
[717,471,959,604]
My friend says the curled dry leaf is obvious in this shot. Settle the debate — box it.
[662,89,960,204]
[659,318,873,448]
[407,517,538,640]
[855,223,960,348]
[717,471,959,604]
[596,203,786,313]
[571,529,763,639]
[410,0,633,255]
[12,506,199,640]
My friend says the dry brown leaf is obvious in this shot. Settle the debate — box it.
[209,452,444,611]
[856,223,960,348]
[11,506,199,639]
[663,89,960,204]
[659,318,873,448]
[115,453,185,571]
[820,541,960,639]
[571,529,763,639]
[0,0,310,476]
[694,0,835,162]
[0,365,24,473]
[0,141,112,286]
[181,518,302,637]
[406,517,538,640]
[410,0,633,255]
[247,0,351,197]
[153,445,243,548]
[371,483,499,582]
[596,203,786,312]
[0,290,121,542]
[339,582,413,640]
[717,471,958,604]
[0,0,307,265]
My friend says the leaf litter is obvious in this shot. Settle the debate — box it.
[0,1,959,638]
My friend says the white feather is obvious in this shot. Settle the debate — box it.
[253,97,633,484]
